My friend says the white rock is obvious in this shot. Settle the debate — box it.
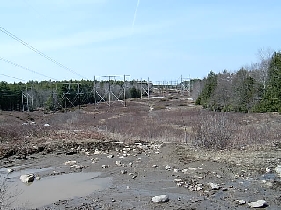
[173,168,179,173]
[174,179,182,182]
[116,161,122,166]
[182,169,189,174]
[121,170,127,174]
[102,165,109,169]
[188,167,197,170]
[64,160,77,166]
[152,195,169,203]
[7,168,14,173]
[265,167,271,173]
[107,154,114,158]
[94,149,102,155]
[152,165,158,168]
[70,164,83,169]
[236,200,246,205]
[248,200,267,208]
[165,165,171,170]
[208,183,221,190]
[44,123,50,127]
[275,165,281,177]
[177,182,184,187]
[20,174,35,183]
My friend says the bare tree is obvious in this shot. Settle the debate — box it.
[256,48,274,90]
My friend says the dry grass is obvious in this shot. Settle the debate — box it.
[1,97,281,158]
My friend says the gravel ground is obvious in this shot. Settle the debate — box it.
[1,140,280,210]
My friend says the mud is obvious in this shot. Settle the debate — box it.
[1,141,281,210]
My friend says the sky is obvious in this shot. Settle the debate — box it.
[1,0,281,84]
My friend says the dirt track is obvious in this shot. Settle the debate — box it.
[1,140,280,210]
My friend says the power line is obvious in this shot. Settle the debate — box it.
[0,26,86,79]
[0,56,58,81]
[0,73,26,82]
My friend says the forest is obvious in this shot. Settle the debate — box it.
[0,80,143,111]
[196,50,281,113]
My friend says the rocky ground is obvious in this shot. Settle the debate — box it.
[1,97,281,209]
[1,140,281,210]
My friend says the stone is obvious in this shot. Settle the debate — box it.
[64,160,77,166]
[236,200,246,205]
[102,165,109,169]
[7,168,14,173]
[20,174,35,183]
[121,170,127,174]
[275,165,281,177]
[94,149,102,155]
[165,165,171,170]
[152,165,158,168]
[152,195,169,203]
[116,161,122,166]
[107,154,114,158]
[44,123,50,127]
[70,164,83,169]
[248,200,267,208]
[208,182,221,190]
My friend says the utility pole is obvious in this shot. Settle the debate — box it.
[147,77,150,99]
[140,78,143,99]
[102,75,117,107]
[123,74,130,107]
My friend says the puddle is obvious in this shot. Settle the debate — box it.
[7,172,112,209]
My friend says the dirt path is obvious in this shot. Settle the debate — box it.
[1,141,280,210]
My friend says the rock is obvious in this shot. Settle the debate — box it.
[64,160,77,166]
[116,161,122,166]
[152,195,169,203]
[102,165,109,169]
[20,174,35,183]
[70,164,83,169]
[236,200,246,205]
[165,165,171,170]
[208,182,221,190]
[275,165,281,177]
[107,154,114,158]
[152,165,158,168]
[173,168,179,173]
[174,178,182,182]
[7,168,14,173]
[182,169,189,174]
[94,149,102,155]
[44,123,50,127]
[265,167,271,173]
[121,170,127,174]
[132,175,137,179]
[248,200,267,208]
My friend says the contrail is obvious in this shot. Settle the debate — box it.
[131,0,140,35]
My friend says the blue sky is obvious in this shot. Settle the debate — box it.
[1,0,281,83]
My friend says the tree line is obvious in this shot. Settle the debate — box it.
[196,50,281,113]
[0,80,145,111]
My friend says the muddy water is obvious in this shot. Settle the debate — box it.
[6,172,112,209]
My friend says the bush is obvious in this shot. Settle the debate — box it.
[191,111,235,150]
